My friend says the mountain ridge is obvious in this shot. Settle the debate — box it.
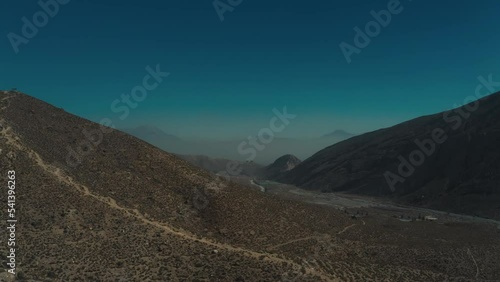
[281,91,500,219]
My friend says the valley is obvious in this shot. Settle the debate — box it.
[1,91,499,281]
[237,176,500,226]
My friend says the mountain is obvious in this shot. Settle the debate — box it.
[322,130,356,140]
[2,90,500,281]
[281,92,500,219]
[0,91,329,280]
[264,154,301,180]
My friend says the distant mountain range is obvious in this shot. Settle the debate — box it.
[179,153,302,181]
[121,126,356,165]
[279,92,500,219]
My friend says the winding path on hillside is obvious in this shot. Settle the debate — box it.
[0,102,337,282]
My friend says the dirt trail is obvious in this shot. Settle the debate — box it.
[0,108,337,281]
[467,248,480,279]
[267,235,328,251]
[0,93,15,110]
[337,224,356,235]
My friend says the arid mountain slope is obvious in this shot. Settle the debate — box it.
[282,92,500,219]
[1,91,499,281]
[0,91,333,281]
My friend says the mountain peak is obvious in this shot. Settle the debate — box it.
[264,154,301,179]
[272,154,301,165]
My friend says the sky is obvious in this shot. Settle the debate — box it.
[1,0,500,139]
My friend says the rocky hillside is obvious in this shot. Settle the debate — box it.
[282,92,500,219]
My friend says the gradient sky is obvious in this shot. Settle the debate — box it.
[1,0,500,139]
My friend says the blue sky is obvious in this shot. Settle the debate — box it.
[1,0,500,139]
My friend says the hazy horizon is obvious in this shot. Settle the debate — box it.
[119,124,359,164]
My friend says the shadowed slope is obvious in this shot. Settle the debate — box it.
[282,92,500,219]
